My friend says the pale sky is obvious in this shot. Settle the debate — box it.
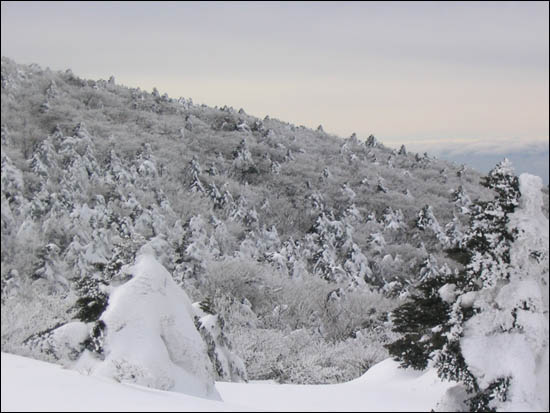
[2,1,549,181]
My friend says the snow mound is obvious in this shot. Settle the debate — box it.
[2,352,453,412]
[1,352,247,412]
[218,357,456,412]
[90,252,220,400]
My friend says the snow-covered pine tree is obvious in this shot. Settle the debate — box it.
[451,186,472,214]
[231,138,257,180]
[176,215,220,280]
[193,297,248,382]
[416,204,449,246]
[433,161,539,412]
[382,207,404,232]
[186,156,205,194]
[386,159,549,411]
[385,268,457,370]
[319,167,331,182]
[308,211,346,283]
[366,134,377,147]
[343,242,372,287]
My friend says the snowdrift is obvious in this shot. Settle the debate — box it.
[0,352,245,412]
[2,352,456,412]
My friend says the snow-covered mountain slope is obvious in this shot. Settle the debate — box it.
[1,56,549,405]
[1,352,455,412]
[1,56,499,384]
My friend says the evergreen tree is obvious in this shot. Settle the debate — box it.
[232,138,257,179]
[193,298,248,382]
[386,159,535,411]
[451,186,472,214]
[365,134,377,147]
[385,271,457,370]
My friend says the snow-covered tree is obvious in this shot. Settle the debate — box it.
[232,138,257,179]
[343,242,372,286]
[193,298,248,382]
[416,205,449,246]
[365,134,377,147]
[319,167,331,182]
[387,159,549,411]
[376,178,388,193]
[176,215,220,279]
[186,156,205,193]
[451,186,472,210]
[434,166,543,412]
[81,251,221,399]
[32,243,68,292]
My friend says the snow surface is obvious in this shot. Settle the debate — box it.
[1,352,456,412]
[1,352,247,412]
[217,358,455,412]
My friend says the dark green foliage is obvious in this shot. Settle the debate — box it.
[436,339,477,391]
[444,247,471,266]
[480,162,519,213]
[385,275,453,369]
[466,377,511,412]
[74,277,108,323]
[465,160,520,267]
[386,159,521,411]
[199,296,216,315]
[386,332,439,370]
[104,239,138,280]
[82,320,106,355]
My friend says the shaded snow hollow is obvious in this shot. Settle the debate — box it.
[78,250,220,400]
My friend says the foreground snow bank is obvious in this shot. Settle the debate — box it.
[2,353,455,412]
[0,352,247,412]
[80,251,220,400]
[217,358,456,412]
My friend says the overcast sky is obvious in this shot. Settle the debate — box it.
[2,1,548,182]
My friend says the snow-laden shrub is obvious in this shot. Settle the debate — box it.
[193,299,248,382]
[84,252,221,400]
[229,325,394,384]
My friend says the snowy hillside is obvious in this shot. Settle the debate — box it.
[1,57,548,412]
[1,352,455,412]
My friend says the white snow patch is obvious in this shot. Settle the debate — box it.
[2,353,457,412]
[438,283,457,303]
[1,352,246,412]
